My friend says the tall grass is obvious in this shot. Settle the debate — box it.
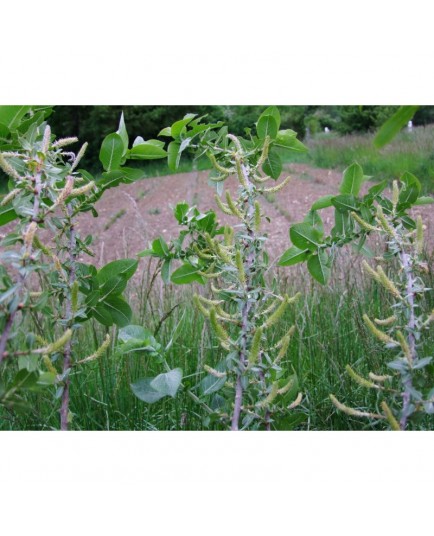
[287,126,434,194]
[2,251,433,431]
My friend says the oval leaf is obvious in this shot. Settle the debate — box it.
[99,132,124,172]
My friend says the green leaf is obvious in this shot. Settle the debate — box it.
[257,115,278,140]
[0,206,18,227]
[174,202,189,223]
[117,112,129,155]
[304,210,324,234]
[168,141,181,172]
[339,163,364,196]
[128,142,167,160]
[118,325,153,344]
[99,276,128,300]
[161,259,172,284]
[0,106,31,130]
[99,133,124,171]
[290,222,323,251]
[198,374,226,396]
[151,237,169,258]
[101,295,132,327]
[414,196,434,205]
[278,246,310,267]
[131,368,183,404]
[97,259,138,286]
[332,209,354,237]
[367,179,388,197]
[262,148,282,180]
[311,194,335,211]
[307,249,331,285]
[158,127,172,137]
[398,172,421,207]
[171,263,204,285]
[275,129,308,152]
[171,114,196,138]
[331,194,359,213]
[11,369,39,389]
[151,368,183,398]
[373,105,419,148]
[260,106,281,129]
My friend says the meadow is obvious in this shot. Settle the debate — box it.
[1,105,433,431]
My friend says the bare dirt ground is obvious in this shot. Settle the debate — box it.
[76,163,434,267]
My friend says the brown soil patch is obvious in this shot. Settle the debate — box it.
[75,163,434,267]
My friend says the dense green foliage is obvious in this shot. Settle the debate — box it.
[46,105,434,171]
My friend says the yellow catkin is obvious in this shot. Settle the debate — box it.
[374,315,397,326]
[259,382,279,408]
[210,307,229,342]
[43,355,57,374]
[193,244,214,260]
[261,296,283,317]
[70,142,88,172]
[207,152,232,175]
[227,134,243,153]
[38,329,72,355]
[235,154,248,188]
[274,334,291,364]
[376,266,402,299]
[52,137,79,148]
[262,295,289,330]
[198,270,223,280]
[381,401,401,430]
[224,226,234,247]
[254,201,261,232]
[225,191,243,220]
[350,211,377,232]
[261,175,291,194]
[329,394,384,419]
[204,233,216,252]
[76,334,111,365]
[368,372,392,382]
[345,365,378,389]
[392,180,400,209]
[215,242,232,264]
[52,176,74,209]
[235,250,245,284]
[376,205,395,236]
[23,221,37,250]
[193,294,210,318]
[256,136,270,169]
[203,365,227,378]
[197,295,223,307]
[277,377,295,396]
[288,392,303,410]
[214,194,233,215]
[41,125,51,154]
[422,310,434,327]
[253,174,272,184]
[1,188,21,206]
[33,235,52,256]
[0,154,21,180]
[362,260,381,283]
[416,215,424,256]
[248,327,263,366]
[70,180,95,197]
[396,330,412,365]
[363,314,398,346]
[274,324,296,350]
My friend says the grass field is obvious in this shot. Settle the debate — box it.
[282,125,434,194]
[2,249,433,431]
